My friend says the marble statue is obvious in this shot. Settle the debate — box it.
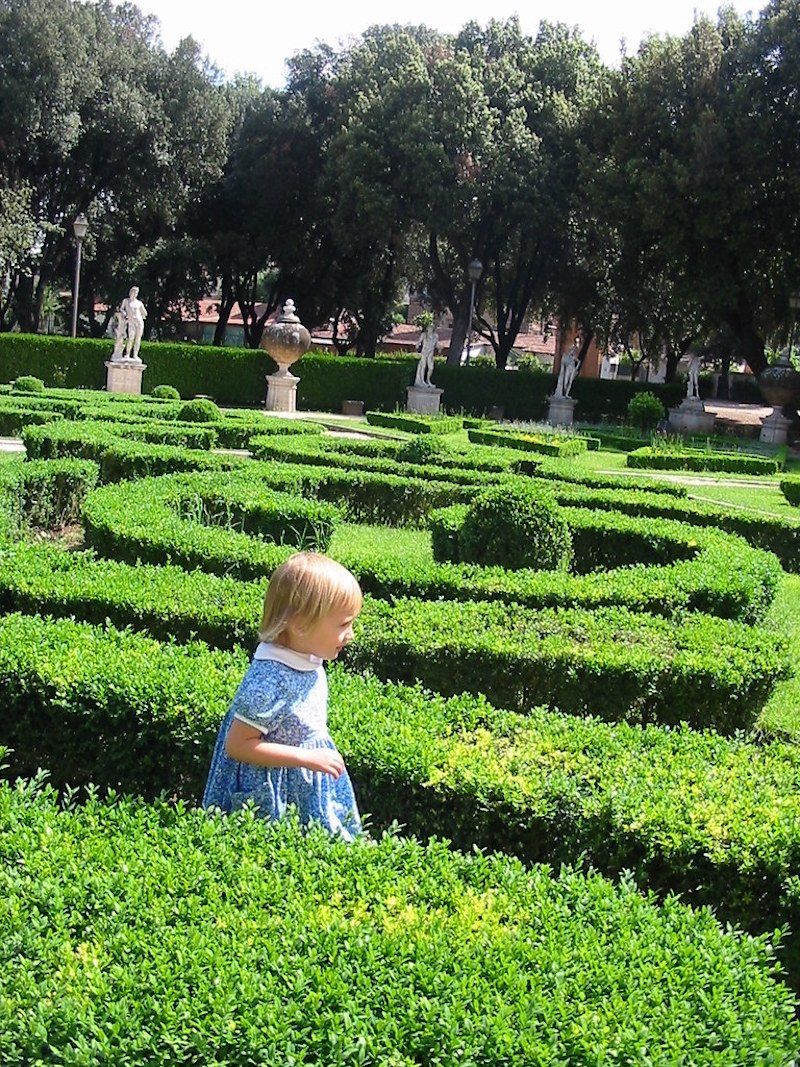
[414,322,438,389]
[120,285,147,360]
[110,308,126,360]
[555,341,579,398]
[686,353,702,399]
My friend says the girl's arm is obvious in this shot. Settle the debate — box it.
[224,718,344,778]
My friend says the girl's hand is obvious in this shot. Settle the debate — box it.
[304,749,345,778]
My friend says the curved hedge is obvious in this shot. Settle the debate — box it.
[79,469,781,622]
[2,614,800,992]
[3,781,795,1064]
[82,471,339,573]
[0,535,786,731]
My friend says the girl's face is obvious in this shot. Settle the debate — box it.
[285,603,360,661]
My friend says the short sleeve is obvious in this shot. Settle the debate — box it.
[229,661,290,735]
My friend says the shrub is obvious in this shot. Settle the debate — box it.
[396,435,451,464]
[151,384,181,400]
[2,781,796,1064]
[366,411,463,434]
[780,476,800,506]
[177,397,220,422]
[468,427,588,457]
[627,447,780,476]
[458,483,573,571]
[3,617,800,991]
[11,374,45,393]
[627,391,665,430]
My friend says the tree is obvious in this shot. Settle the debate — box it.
[421,18,604,368]
[0,0,231,332]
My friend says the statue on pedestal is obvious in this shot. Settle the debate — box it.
[555,339,580,398]
[120,286,147,361]
[414,318,439,389]
[686,353,702,399]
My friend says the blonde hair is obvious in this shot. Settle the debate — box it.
[259,552,362,644]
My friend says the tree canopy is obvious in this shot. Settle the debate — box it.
[1,0,798,377]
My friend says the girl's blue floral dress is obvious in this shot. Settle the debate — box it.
[202,643,361,841]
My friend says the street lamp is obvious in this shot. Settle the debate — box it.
[463,257,483,365]
[70,213,88,339]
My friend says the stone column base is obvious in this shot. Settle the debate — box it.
[759,410,792,444]
[265,371,300,412]
[667,398,717,434]
[546,395,577,426]
[406,386,443,414]
[105,359,146,395]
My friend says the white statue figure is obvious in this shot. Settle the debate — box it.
[120,285,147,360]
[599,351,612,379]
[110,308,126,360]
[686,353,702,399]
[555,340,579,398]
[414,321,438,389]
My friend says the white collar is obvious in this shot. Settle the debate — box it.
[253,642,323,672]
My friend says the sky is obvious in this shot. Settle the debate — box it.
[138,0,766,88]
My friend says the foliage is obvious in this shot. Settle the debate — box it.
[627,391,665,431]
[10,374,44,393]
[177,397,221,423]
[1,780,796,1062]
[151,384,181,400]
[458,483,573,571]
[627,447,780,476]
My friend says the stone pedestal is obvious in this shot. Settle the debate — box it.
[668,397,716,434]
[759,410,792,444]
[105,359,146,395]
[406,386,443,415]
[546,395,577,427]
[265,370,300,413]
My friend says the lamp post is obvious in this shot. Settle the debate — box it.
[463,257,483,365]
[70,213,88,339]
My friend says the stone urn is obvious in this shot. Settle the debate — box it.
[260,299,311,413]
[260,299,311,376]
[758,349,800,416]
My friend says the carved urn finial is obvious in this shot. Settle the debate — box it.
[260,299,311,377]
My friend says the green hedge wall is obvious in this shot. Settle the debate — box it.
[628,447,780,476]
[3,780,795,1063]
[2,614,800,994]
[0,333,273,404]
[2,333,687,418]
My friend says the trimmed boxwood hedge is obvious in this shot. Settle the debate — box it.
[468,426,588,457]
[0,457,99,531]
[628,446,780,476]
[2,615,800,993]
[77,469,781,622]
[365,411,464,434]
[2,778,796,1064]
[344,598,789,732]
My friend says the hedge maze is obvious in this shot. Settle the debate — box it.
[1,388,799,1062]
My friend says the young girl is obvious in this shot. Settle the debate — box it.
[202,551,362,841]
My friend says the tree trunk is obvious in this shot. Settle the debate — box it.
[447,289,472,365]
[213,276,236,346]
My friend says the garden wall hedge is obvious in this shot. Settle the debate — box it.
[2,333,686,418]
[627,447,780,476]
